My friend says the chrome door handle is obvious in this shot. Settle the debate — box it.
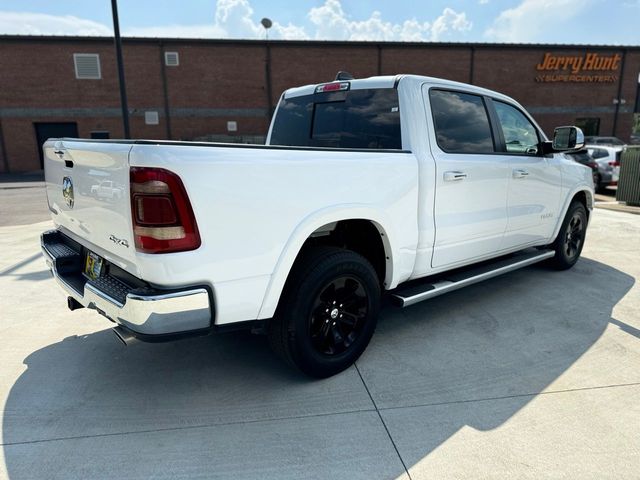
[443,171,467,182]
[513,169,530,179]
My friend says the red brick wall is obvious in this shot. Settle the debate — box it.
[163,43,267,108]
[0,37,638,172]
[382,46,471,83]
[270,44,379,105]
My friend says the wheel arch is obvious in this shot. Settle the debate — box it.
[257,205,397,320]
[551,187,594,242]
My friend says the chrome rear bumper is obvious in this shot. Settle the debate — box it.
[41,229,212,337]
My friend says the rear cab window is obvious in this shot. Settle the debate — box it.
[270,87,402,150]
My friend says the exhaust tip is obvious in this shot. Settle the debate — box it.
[112,326,137,346]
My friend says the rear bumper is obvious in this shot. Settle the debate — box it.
[41,229,213,338]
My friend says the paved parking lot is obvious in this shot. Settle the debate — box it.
[1,188,639,479]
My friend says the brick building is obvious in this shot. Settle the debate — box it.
[1,35,639,173]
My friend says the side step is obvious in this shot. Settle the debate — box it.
[391,249,555,307]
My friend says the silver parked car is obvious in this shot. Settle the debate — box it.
[584,145,622,193]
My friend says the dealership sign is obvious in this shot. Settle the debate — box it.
[535,52,621,83]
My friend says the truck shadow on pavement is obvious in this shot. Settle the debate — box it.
[2,257,635,479]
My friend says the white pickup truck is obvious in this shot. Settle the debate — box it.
[42,74,593,377]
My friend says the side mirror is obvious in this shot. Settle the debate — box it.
[552,126,585,151]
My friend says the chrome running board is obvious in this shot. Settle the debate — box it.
[391,249,555,308]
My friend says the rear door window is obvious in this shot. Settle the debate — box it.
[270,88,401,149]
[429,89,495,154]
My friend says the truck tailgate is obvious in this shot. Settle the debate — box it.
[44,139,137,270]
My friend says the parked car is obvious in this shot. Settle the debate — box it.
[584,136,626,146]
[40,74,594,377]
[565,149,599,189]
[585,145,622,192]
[90,180,124,200]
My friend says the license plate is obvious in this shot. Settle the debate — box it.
[84,251,104,280]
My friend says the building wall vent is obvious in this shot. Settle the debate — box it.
[165,52,179,66]
[145,111,160,125]
[74,53,101,79]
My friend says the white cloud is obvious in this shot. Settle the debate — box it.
[308,0,470,41]
[125,0,309,39]
[0,1,472,42]
[0,11,111,36]
[485,0,590,42]
[430,8,472,41]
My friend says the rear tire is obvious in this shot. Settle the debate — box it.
[549,201,587,270]
[268,246,381,378]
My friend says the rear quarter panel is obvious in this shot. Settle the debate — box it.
[129,145,419,324]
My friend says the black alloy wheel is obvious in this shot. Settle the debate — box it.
[550,200,588,270]
[268,246,380,378]
[563,212,585,260]
[309,276,368,356]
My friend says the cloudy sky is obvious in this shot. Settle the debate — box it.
[0,0,638,44]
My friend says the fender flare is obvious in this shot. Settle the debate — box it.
[257,204,397,319]
[550,186,594,242]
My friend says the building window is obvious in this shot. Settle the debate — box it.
[90,131,110,139]
[73,53,101,79]
[575,118,600,137]
[164,52,179,66]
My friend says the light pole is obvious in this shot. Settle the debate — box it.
[111,0,130,139]
[261,17,272,40]
[261,18,274,120]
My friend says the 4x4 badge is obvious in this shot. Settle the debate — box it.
[109,234,130,248]
[62,176,74,209]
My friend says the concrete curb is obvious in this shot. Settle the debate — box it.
[0,182,45,190]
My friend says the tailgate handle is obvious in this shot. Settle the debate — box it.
[64,160,74,168]
[54,150,65,156]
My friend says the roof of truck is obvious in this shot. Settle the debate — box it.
[283,74,513,104]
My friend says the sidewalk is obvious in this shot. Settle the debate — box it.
[594,187,640,215]
[0,171,45,189]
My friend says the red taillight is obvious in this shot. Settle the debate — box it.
[608,161,620,167]
[130,167,200,254]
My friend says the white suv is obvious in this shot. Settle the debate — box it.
[585,145,622,192]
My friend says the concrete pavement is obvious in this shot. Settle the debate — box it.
[1,209,639,479]
[0,185,48,227]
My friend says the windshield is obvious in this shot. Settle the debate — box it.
[269,88,402,150]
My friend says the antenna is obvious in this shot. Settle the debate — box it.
[335,71,354,81]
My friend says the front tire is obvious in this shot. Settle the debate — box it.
[549,201,588,270]
[268,247,381,378]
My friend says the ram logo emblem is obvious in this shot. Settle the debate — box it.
[62,176,74,209]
